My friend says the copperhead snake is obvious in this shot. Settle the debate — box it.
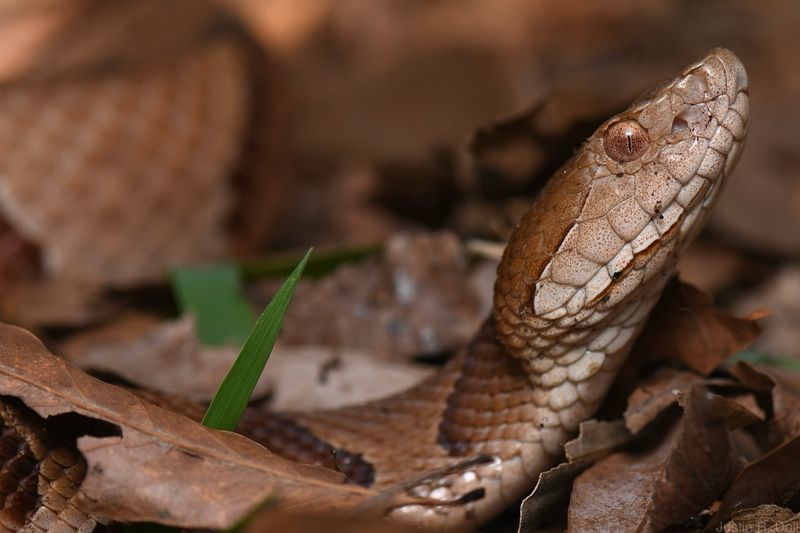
[0,48,749,531]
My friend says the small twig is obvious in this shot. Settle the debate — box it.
[464,239,505,261]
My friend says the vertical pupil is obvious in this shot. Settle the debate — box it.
[604,120,649,162]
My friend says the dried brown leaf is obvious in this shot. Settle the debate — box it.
[256,345,434,411]
[624,367,703,434]
[769,369,800,440]
[244,509,435,533]
[518,461,591,533]
[0,323,376,528]
[728,361,776,392]
[688,393,765,430]
[61,314,270,402]
[63,313,433,409]
[632,278,762,375]
[648,387,743,528]
[729,362,800,444]
[706,437,800,532]
[0,279,113,327]
[569,386,744,532]
[563,420,633,463]
[273,232,490,358]
[624,367,752,434]
[518,420,632,532]
[568,443,667,533]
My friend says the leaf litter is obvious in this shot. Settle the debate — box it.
[0,265,782,532]
[0,1,797,530]
[0,323,375,529]
[0,255,787,531]
[515,277,781,533]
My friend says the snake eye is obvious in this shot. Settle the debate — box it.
[603,120,650,162]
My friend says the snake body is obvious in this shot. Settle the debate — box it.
[0,48,749,531]
[238,48,750,528]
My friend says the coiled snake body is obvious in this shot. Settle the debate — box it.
[0,48,750,530]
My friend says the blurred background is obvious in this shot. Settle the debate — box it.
[0,0,797,371]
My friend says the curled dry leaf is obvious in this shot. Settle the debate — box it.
[0,323,376,528]
[624,367,762,434]
[562,420,633,464]
[728,362,800,445]
[518,420,632,532]
[675,391,765,431]
[517,461,587,533]
[568,386,744,532]
[452,97,614,241]
[768,368,800,440]
[631,278,763,375]
[706,437,800,532]
[623,367,703,434]
[272,232,491,358]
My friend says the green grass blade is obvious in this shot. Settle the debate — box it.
[730,349,800,372]
[170,263,254,347]
[127,252,310,532]
[125,523,178,533]
[202,248,312,431]
[225,497,275,533]
[239,242,381,280]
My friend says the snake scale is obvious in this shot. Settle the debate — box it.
[0,48,749,531]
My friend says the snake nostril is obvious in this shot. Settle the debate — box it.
[671,116,689,136]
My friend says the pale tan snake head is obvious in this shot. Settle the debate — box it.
[495,47,750,371]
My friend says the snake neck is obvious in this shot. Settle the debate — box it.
[490,151,680,436]
[442,267,668,458]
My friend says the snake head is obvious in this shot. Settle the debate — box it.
[495,48,749,360]
[593,47,749,238]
